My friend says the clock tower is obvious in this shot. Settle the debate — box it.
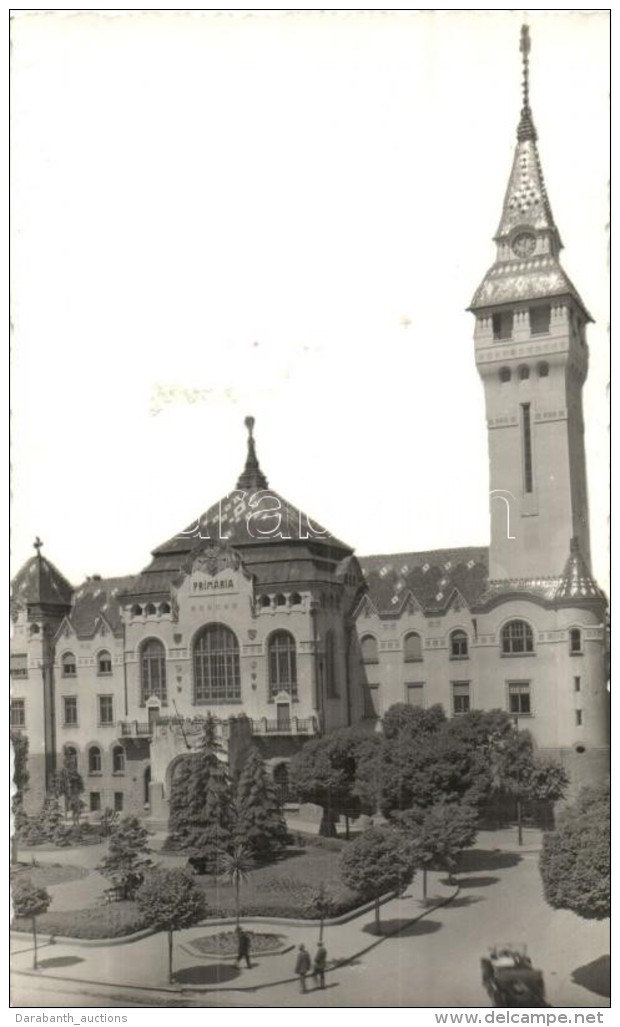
[470,26,593,582]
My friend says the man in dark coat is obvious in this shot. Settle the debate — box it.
[313,941,327,989]
[235,927,252,969]
[294,944,312,992]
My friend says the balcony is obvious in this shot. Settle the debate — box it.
[250,716,319,737]
[117,720,152,739]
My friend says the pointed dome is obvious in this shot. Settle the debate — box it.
[11,541,74,609]
[554,537,605,602]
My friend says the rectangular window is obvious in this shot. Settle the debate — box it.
[575,709,583,726]
[10,654,28,679]
[10,699,25,728]
[508,681,531,716]
[63,696,78,727]
[98,695,114,726]
[521,403,533,493]
[89,792,101,813]
[363,684,380,720]
[574,676,581,693]
[405,683,425,708]
[114,792,124,812]
[529,305,551,335]
[452,682,471,716]
[492,311,514,341]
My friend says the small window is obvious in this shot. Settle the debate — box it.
[160,602,171,615]
[518,365,530,381]
[452,682,470,716]
[98,696,114,726]
[508,682,531,716]
[499,367,511,383]
[63,696,78,727]
[290,592,302,606]
[575,709,583,727]
[62,652,77,678]
[501,620,534,655]
[406,683,424,708]
[574,676,581,693]
[145,603,157,616]
[538,361,549,378]
[450,630,468,659]
[275,594,286,607]
[114,792,124,812]
[362,684,380,720]
[112,746,125,774]
[88,746,102,774]
[97,650,112,675]
[492,311,514,341]
[10,654,28,679]
[403,632,423,662]
[259,595,271,608]
[10,699,25,728]
[530,305,550,335]
[360,635,379,664]
[570,629,582,655]
[64,745,78,772]
[131,604,143,617]
[89,792,101,813]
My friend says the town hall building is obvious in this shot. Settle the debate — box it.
[10,27,609,823]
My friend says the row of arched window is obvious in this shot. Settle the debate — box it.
[63,743,125,775]
[499,362,549,383]
[258,593,302,609]
[61,650,112,677]
[360,623,584,662]
[131,602,171,618]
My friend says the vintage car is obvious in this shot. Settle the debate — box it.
[481,947,546,1007]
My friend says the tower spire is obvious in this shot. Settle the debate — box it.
[517,25,537,142]
[236,416,269,491]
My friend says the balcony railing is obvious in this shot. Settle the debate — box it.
[117,720,152,738]
[250,716,318,736]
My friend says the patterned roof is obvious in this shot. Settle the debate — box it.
[555,537,606,602]
[68,576,135,637]
[358,547,489,615]
[11,554,73,609]
[496,137,556,240]
[470,254,590,313]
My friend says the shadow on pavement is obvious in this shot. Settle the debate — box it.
[446,895,483,909]
[459,849,521,872]
[362,918,442,939]
[175,963,241,986]
[571,954,610,998]
[37,956,84,969]
[450,875,499,888]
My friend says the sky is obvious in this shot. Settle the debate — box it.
[10,10,610,591]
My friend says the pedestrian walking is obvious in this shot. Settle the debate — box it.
[313,941,327,989]
[235,926,252,969]
[295,944,312,993]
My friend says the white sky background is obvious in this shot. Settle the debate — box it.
[10,10,610,591]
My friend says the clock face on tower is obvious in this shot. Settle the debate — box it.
[512,232,536,258]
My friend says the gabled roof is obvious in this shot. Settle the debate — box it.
[358,547,489,615]
[11,553,73,609]
[69,576,135,637]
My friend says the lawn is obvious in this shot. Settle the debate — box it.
[11,862,90,888]
[12,902,148,939]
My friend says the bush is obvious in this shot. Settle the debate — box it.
[12,903,147,939]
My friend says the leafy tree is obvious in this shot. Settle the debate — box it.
[99,807,120,838]
[136,867,208,982]
[234,748,288,858]
[539,784,610,920]
[40,794,67,844]
[11,731,30,863]
[52,753,84,818]
[12,878,51,969]
[382,703,446,741]
[217,844,254,927]
[395,803,478,900]
[304,881,338,941]
[290,728,380,835]
[98,815,154,899]
[339,826,414,929]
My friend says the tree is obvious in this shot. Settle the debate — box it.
[382,703,446,741]
[217,844,254,927]
[492,728,568,844]
[12,878,51,969]
[290,727,380,835]
[98,815,154,899]
[395,803,478,900]
[234,748,289,858]
[99,807,120,838]
[136,867,208,982]
[539,784,610,920]
[11,731,30,863]
[339,826,414,930]
[52,753,84,819]
[304,881,338,941]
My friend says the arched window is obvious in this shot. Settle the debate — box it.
[361,634,379,664]
[140,639,167,705]
[88,746,102,774]
[290,592,302,606]
[112,745,125,774]
[275,594,287,607]
[501,620,534,655]
[403,632,423,662]
[64,745,78,772]
[259,595,271,608]
[570,628,583,654]
[324,630,337,697]
[538,361,549,378]
[499,367,511,383]
[131,604,143,617]
[160,602,171,615]
[97,650,112,675]
[194,624,240,703]
[62,652,77,677]
[268,631,297,699]
[518,365,530,381]
[450,630,468,658]
[145,603,157,616]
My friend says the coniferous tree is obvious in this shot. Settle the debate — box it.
[98,815,154,899]
[234,748,289,859]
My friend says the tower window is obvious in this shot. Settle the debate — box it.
[499,367,512,384]
[529,305,551,335]
[518,365,530,381]
[538,361,549,378]
[521,403,533,493]
[574,676,581,693]
[575,709,583,726]
[570,629,583,654]
[492,312,514,341]
[501,620,534,655]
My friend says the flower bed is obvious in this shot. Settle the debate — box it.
[190,930,287,957]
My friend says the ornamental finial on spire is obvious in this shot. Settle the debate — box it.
[517,24,537,142]
[237,415,268,490]
[34,536,43,556]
